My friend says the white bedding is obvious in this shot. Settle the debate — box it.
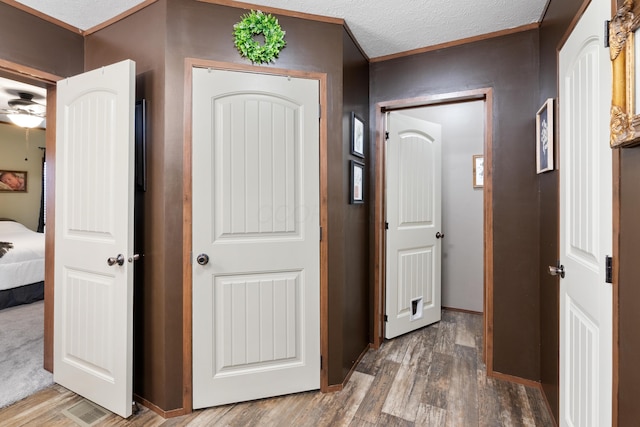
[0,221,45,291]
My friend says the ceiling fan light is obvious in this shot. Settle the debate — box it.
[7,112,43,128]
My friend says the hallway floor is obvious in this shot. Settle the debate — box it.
[0,310,555,426]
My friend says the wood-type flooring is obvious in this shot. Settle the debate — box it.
[0,310,555,426]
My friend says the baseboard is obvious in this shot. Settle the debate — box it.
[134,394,187,419]
[488,370,541,389]
[539,386,559,427]
[442,306,483,315]
[325,343,371,393]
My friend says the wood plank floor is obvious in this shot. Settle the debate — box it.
[0,310,555,426]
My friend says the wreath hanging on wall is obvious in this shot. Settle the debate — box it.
[233,10,286,64]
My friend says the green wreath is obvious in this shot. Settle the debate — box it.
[233,10,286,64]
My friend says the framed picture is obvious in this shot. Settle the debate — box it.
[473,155,484,188]
[350,160,364,204]
[0,170,27,192]
[351,112,365,158]
[536,98,554,173]
[609,1,640,147]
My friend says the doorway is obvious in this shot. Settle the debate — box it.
[182,58,330,411]
[373,88,494,369]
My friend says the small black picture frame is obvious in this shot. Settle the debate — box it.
[350,160,364,204]
[351,112,365,158]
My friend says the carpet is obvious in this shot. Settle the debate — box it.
[0,300,53,408]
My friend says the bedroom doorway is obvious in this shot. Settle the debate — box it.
[0,65,59,407]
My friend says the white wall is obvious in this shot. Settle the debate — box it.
[404,101,484,312]
[0,122,45,231]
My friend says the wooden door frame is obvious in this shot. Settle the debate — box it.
[182,58,329,412]
[0,59,61,372]
[372,88,495,371]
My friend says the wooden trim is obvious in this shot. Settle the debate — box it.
[0,60,62,84]
[196,0,344,25]
[489,370,542,389]
[483,89,494,372]
[612,145,620,427]
[370,23,540,63]
[182,60,195,415]
[134,394,187,419]
[83,0,158,35]
[0,0,82,34]
[557,0,591,52]
[325,384,343,393]
[373,88,494,365]
[182,58,330,409]
[43,86,57,373]
[612,5,620,427]
[442,306,483,316]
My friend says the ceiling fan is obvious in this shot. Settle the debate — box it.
[0,92,46,128]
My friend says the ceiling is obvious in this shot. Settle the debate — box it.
[1,0,549,127]
[14,0,549,59]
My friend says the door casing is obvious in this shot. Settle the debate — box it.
[182,58,329,413]
[373,89,495,370]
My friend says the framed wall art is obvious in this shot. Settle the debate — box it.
[536,98,554,173]
[350,160,364,204]
[473,155,484,188]
[0,170,27,192]
[351,112,365,158]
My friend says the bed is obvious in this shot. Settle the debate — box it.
[0,219,45,310]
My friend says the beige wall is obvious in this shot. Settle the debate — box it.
[403,101,485,312]
[0,122,45,230]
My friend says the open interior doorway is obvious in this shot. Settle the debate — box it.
[373,88,495,371]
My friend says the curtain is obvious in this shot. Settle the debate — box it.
[37,152,45,233]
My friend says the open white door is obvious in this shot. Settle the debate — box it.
[54,60,136,418]
[191,68,320,408]
[558,0,612,425]
[385,111,442,339]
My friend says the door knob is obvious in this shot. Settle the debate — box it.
[107,254,125,266]
[436,232,444,239]
[128,254,140,263]
[196,253,210,266]
[548,264,565,279]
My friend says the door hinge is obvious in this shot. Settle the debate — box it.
[384,314,388,322]
[385,222,389,230]
[320,355,323,369]
[605,255,613,284]
[318,104,321,119]
[385,131,389,140]
[320,226,322,241]
[604,20,610,48]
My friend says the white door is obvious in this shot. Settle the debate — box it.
[385,111,442,339]
[559,0,612,425]
[54,60,136,418]
[192,68,320,408]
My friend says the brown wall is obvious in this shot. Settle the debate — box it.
[537,0,584,421]
[83,0,371,411]
[342,29,370,377]
[84,0,172,409]
[371,31,541,380]
[619,148,640,425]
[0,3,83,78]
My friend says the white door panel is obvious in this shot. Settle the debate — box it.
[385,112,442,339]
[54,59,135,418]
[192,68,320,408]
[559,0,612,425]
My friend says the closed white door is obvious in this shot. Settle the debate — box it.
[54,60,136,418]
[192,68,320,408]
[385,111,442,339]
[559,0,612,425]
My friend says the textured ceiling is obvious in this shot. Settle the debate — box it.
[14,0,548,59]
